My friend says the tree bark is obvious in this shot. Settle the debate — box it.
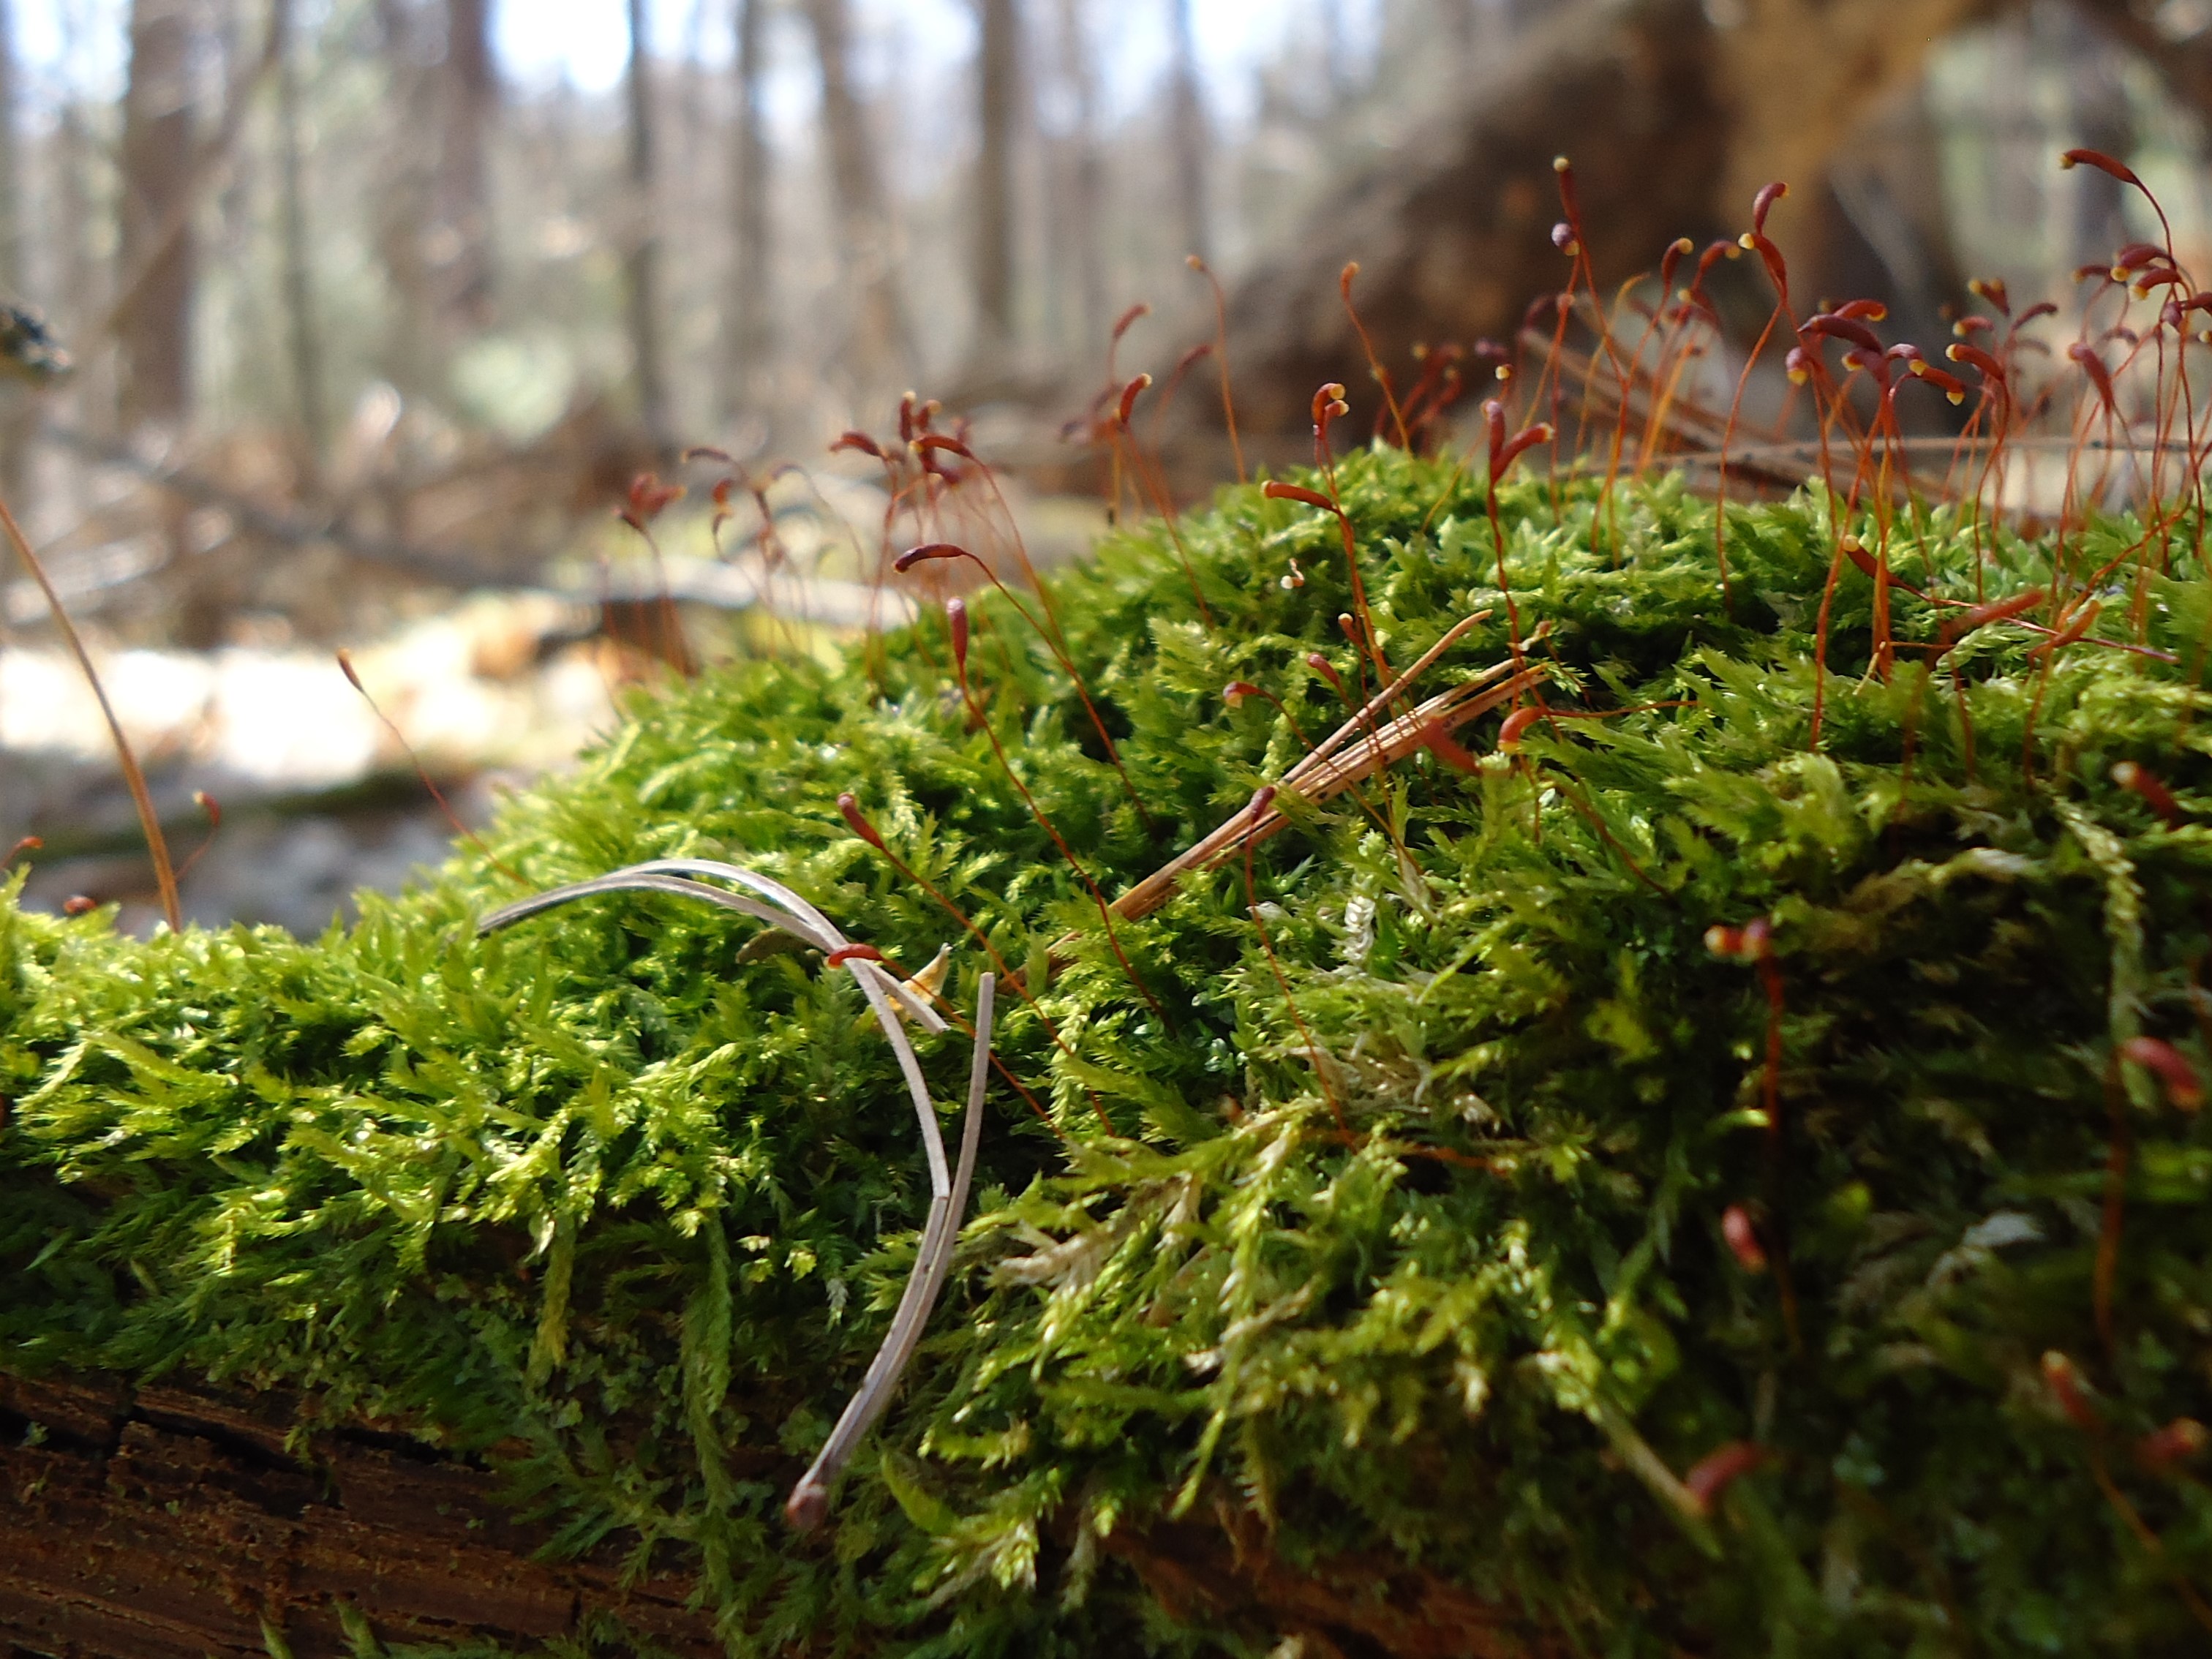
[725,0,772,416]
[971,0,1020,373]
[1,1368,1581,1659]
[1319,0,1351,107]
[625,0,669,442]
[0,1371,719,1659]
[803,0,907,398]
[118,0,198,435]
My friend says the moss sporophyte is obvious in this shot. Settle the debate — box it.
[12,157,2212,1652]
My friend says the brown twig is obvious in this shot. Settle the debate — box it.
[1101,655,1547,934]
[0,492,181,930]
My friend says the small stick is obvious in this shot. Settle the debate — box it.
[339,648,529,889]
[478,863,993,1533]
[786,971,995,1530]
[1099,659,1547,932]
[1291,610,1513,782]
[0,492,181,930]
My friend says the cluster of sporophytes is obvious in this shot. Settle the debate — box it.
[7,425,2212,1655]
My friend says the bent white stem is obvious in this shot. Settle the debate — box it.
[477,862,991,1532]
[785,973,994,1531]
[478,870,797,939]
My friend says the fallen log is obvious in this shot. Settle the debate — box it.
[0,1371,720,1659]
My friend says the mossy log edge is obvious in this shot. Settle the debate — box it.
[1,1369,1565,1659]
[0,1372,717,1658]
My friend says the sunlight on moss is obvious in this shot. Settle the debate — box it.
[7,448,2212,1652]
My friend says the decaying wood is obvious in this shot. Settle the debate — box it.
[1208,0,2001,448]
[1103,1510,1572,1659]
[0,1371,720,1659]
[1,1364,1574,1659]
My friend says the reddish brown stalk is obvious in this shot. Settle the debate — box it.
[1241,787,1349,1135]
[948,602,1173,1027]
[1102,304,1151,525]
[0,494,181,931]
[1481,399,1556,673]
[1225,674,1398,843]
[2099,1061,2128,1360]
[1101,655,1546,933]
[1124,356,1216,625]
[173,791,222,884]
[1399,342,1467,453]
[1339,263,1409,448]
[1549,157,1636,543]
[1711,187,1803,613]
[1187,255,1246,481]
[336,650,528,889]
[838,791,1115,1135]
[1301,646,1418,868]
[2040,1346,2212,1630]
[894,540,1154,832]
[1263,460,1391,680]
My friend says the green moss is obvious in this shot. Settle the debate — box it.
[8,450,2212,1654]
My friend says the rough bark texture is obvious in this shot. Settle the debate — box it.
[2073,0,2212,147]
[1105,1515,1574,1659]
[0,1372,720,1659]
[1048,0,1106,360]
[0,1365,1576,1659]
[0,0,29,504]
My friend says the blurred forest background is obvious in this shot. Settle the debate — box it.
[10,0,2212,932]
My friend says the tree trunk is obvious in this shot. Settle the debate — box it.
[1165,0,1208,266]
[1050,0,1105,361]
[803,0,907,398]
[2080,0,2212,126]
[433,0,496,334]
[0,0,20,296]
[971,0,1020,373]
[273,0,328,470]
[0,0,29,510]
[118,0,198,436]
[369,0,437,393]
[0,1362,1590,1659]
[726,0,771,417]
[625,0,669,442]
[54,97,107,441]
